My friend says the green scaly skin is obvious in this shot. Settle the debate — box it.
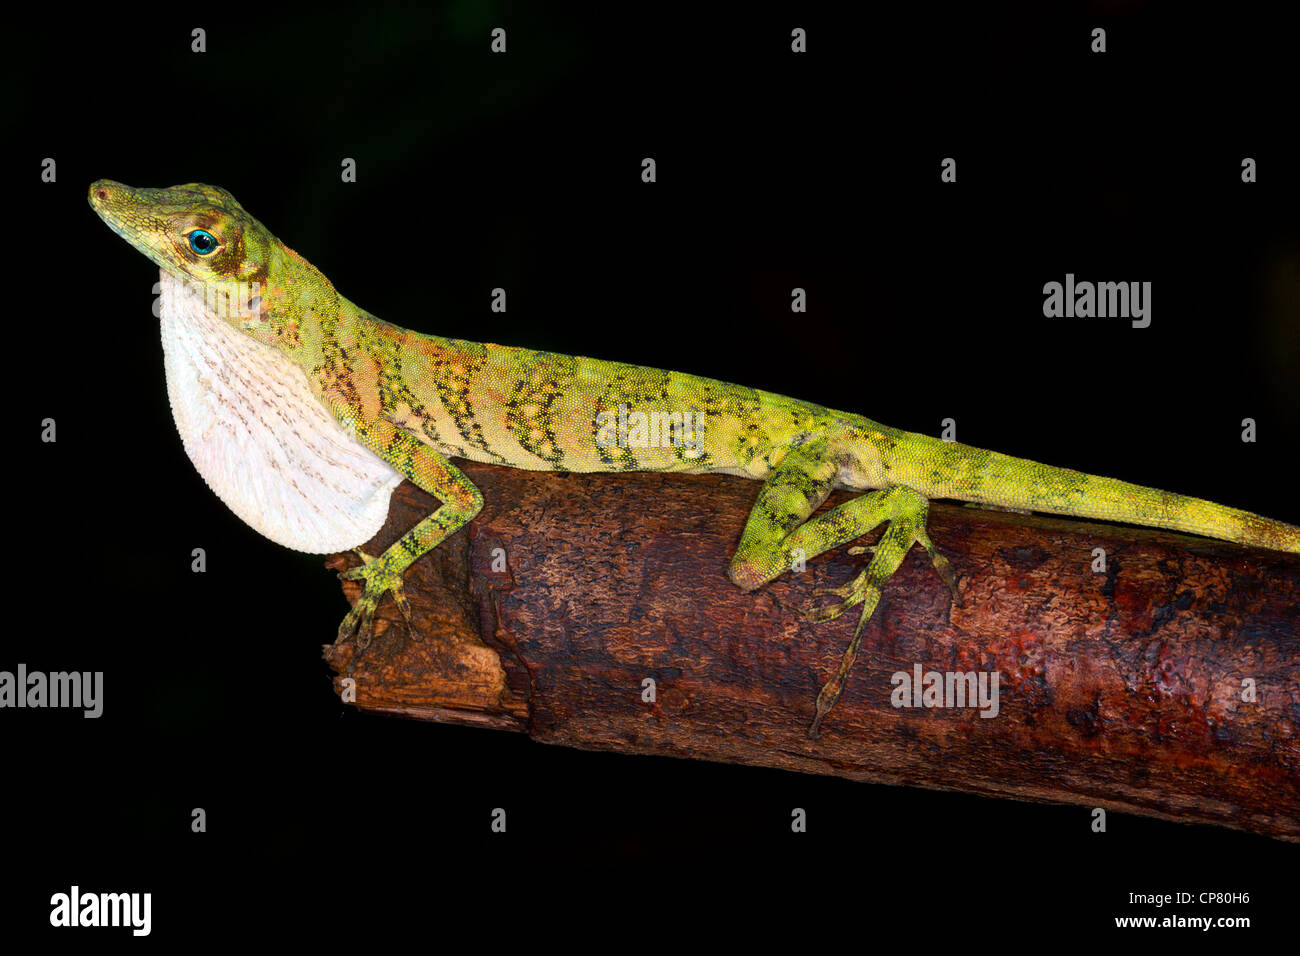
[90,180,1300,737]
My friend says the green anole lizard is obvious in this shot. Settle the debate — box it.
[90,180,1300,736]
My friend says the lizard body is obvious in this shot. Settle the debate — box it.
[90,181,1300,735]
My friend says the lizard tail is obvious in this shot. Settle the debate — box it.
[888,434,1300,554]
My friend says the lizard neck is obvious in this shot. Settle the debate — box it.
[258,240,344,369]
[284,262,393,428]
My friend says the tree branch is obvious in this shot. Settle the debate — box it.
[323,463,1300,840]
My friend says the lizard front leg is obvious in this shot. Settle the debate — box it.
[727,444,839,590]
[337,420,483,661]
[730,464,959,737]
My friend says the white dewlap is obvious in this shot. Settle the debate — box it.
[158,270,403,553]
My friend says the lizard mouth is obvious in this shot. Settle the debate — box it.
[89,179,196,279]
[89,179,147,242]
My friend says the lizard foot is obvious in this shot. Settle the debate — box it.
[803,513,961,737]
[803,532,959,626]
[803,579,868,623]
[336,549,413,664]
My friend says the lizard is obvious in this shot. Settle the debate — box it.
[89,180,1300,737]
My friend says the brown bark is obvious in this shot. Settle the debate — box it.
[323,463,1300,840]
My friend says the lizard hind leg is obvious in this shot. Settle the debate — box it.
[778,485,958,737]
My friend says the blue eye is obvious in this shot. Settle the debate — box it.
[188,229,219,255]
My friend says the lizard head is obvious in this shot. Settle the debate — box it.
[89,180,273,286]
[89,180,335,355]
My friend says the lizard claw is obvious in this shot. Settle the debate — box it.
[916,531,961,605]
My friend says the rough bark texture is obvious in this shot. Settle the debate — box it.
[323,463,1300,840]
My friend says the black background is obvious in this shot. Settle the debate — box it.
[8,1,1297,944]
